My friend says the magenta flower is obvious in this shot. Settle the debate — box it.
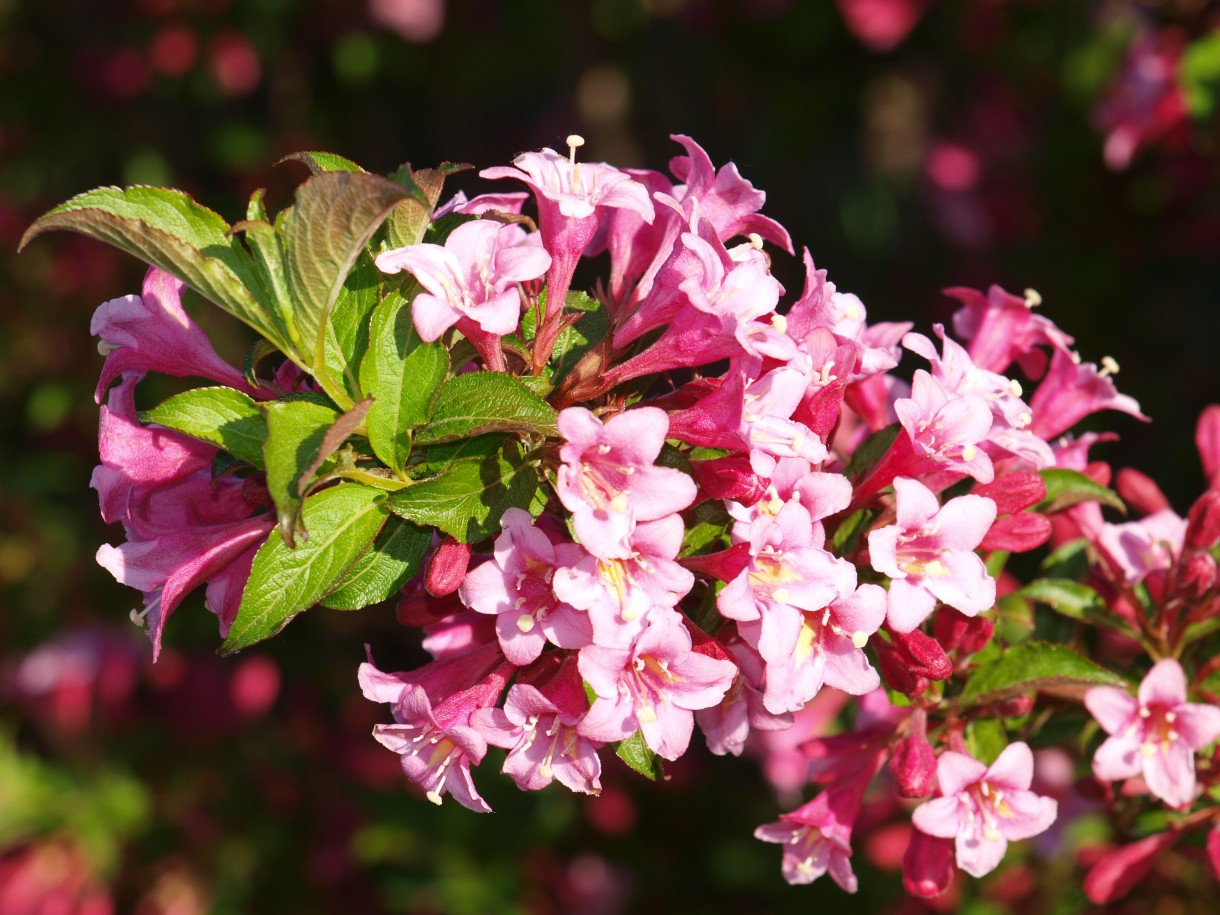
[754,790,859,891]
[911,742,1058,878]
[375,219,549,368]
[894,371,996,483]
[868,476,997,633]
[1084,658,1220,808]
[555,406,696,558]
[91,266,254,403]
[458,508,589,665]
[1094,508,1186,586]
[1027,344,1147,441]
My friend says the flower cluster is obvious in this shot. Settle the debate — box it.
[28,131,1220,902]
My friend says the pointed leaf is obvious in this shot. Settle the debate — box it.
[220,484,388,653]
[141,387,267,468]
[386,442,539,543]
[360,290,449,475]
[959,642,1130,708]
[413,371,558,445]
[1018,579,1138,637]
[300,397,373,484]
[615,731,665,781]
[20,186,289,351]
[321,517,430,610]
[262,400,340,546]
[845,423,901,481]
[1035,468,1125,515]
[383,162,471,249]
[278,150,365,175]
[324,252,381,399]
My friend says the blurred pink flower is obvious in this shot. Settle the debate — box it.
[370,0,446,44]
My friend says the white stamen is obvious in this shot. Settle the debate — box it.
[1139,707,1151,718]
[1166,711,1177,723]
[771,313,787,334]
[1007,379,1023,398]
[748,232,764,249]
[851,631,869,649]
[610,493,630,513]
[1167,730,1180,742]
[425,790,443,805]
[516,614,536,633]
[1023,288,1042,308]
[772,588,791,604]
[961,443,977,462]
[98,340,119,356]
[1099,356,1119,377]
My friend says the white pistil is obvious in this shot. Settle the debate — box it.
[566,134,585,165]
[637,705,657,724]
[425,790,443,805]
[1007,379,1023,397]
[851,631,869,649]
[748,232,764,249]
[772,588,791,604]
[98,340,119,356]
[1166,711,1177,723]
[516,614,536,633]
[1024,288,1042,308]
[1100,356,1120,377]
[771,313,787,334]
[597,443,612,454]
[610,492,630,512]
[961,443,977,462]
[1139,707,1151,718]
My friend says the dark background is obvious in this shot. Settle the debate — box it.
[1,1,1218,912]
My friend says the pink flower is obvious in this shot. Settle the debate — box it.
[754,790,859,891]
[91,266,254,403]
[577,612,737,760]
[1084,658,1220,808]
[911,742,1058,878]
[458,508,589,665]
[867,476,997,632]
[555,406,696,558]
[374,219,549,368]
[1094,508,1186,586]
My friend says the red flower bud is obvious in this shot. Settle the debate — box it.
[889,733,937,798]
[903,829,956,899]
[874,638,928,697]
[1186,489,1220,550]
[888,627,952,680]
[1084,832,1180,905]
[1116,468,1170,516]
[1178,551,1217,599]
[980,512,1052,552]
[424,537,471,597]
[933,608,994,655]
[973,471,1046,515]
[689,453,769,506]
[995,694,1034,717]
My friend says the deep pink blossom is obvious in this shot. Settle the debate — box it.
[868,476,997,632]
[91,266,254,403]
[1085,658,1220,808]
[754,790,859,891]
[912,742,1058,878]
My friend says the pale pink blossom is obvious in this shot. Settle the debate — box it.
[868,476,997,633]
[754,789,859,891]
[1085,658,1220,808]
[912,742,1058,878]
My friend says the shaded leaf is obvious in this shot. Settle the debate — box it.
[1035,468,1125,515]
[959,642,1129,707]
[1018,579,1137,637]
[615,731,665,782]
[262,400,340,546]
[845,423,901,481]
[321,517,430,610]
[221,484,388,653]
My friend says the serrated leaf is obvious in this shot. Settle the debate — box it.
[281,171,411,375]
[360,291,448,476]
[300,397,373,484]
[959,642,1129,708]
[417,434,506,474]
[1035,468,1125,515]
[278,150,365,175]
[615,731,665,781]
[20,186,290,353]
[262,400,340,546]
[387,442,539,543]
[1018,578,1137,637]
[141,387,267,468]
[321,517,430,610]
[413,371,558,445]
[220,484,387,653]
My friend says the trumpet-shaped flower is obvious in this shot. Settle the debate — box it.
[912,742,1058,878]
[1084,658,1220,808]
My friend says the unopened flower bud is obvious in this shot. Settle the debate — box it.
[689,453,769,506]
[979,512,1052,553]
[1186,489,1220,550]
[889,734,937,798]
[1116,468,1170,516]
[425,537,472,597]
[1177,550,1217,599]
[933,608,993,655]
[874,638,928,696]
[889,627,952,680]
[903,829,956,899]
[973,471,1046,515]
[995,694,1034,717]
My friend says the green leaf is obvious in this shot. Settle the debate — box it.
[220,484,388,653]
[549,291,609,384]
[321,516,430,610]
[281,171,411,377]
[262,400,340,546]
[387,442,539,543]
[615,731,665,782]
[20,186,290,353]
[141,387,267,468]
[830,508,873,556]
[417,434,507,474]
[959,642,1129,708]
[360,291,448,475]
[323,251,381,400]
[680,501,730,557]
[1035,468,1125,515]
[965,719,1008,766]
[845,423,901,481]
[1181,32,1220,118]
[278,150,365,175]
[383,162,470,249]
[413,371,558,445]
[1018,579,1137,637]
